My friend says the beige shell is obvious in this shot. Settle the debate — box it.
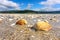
[35,21,52,31]
[16,19,27,25]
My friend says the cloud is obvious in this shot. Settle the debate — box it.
[0,0,20,11]
[39,0,60,11]
[26,4,33,10]
[40,7,60,11]
[40,0,60,5]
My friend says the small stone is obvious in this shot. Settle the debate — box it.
[33,19,36,22]
[56,20,59,22]
[27,25,33,27]
[37,19,41,22]
[50,18,58,22]
[31,16,34,19]
[20,30,24,33]
[10,23,15,26]
[52,18,57,21]
[44,20,49,23]
[31,35,35,38]
[53,15,56,18]
[9,19,13,21]
[20,17,23,18]
[0,17,4,19]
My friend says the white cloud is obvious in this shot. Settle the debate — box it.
[40,7,60,11]
[26,4,33,10]
[39,0,60,11]
[0,0,20,11]
[40,0,60,5]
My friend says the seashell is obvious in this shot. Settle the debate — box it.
[35,21,52,31]
[16,19,27,25]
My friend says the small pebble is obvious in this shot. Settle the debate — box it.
[20,30,24,33]
[10,23,15,26]
[27,25,33,27]
[9,19,13,21]
[0,17,4,19]
[37,19,41,22]
[33,19,36,22]
[31,35,35,38]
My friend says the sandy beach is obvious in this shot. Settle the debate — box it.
[0,14,60,40]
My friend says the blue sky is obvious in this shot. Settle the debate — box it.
[0,0,60,11]
[10,0,46,10]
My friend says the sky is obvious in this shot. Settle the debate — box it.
[0,0,60,11]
